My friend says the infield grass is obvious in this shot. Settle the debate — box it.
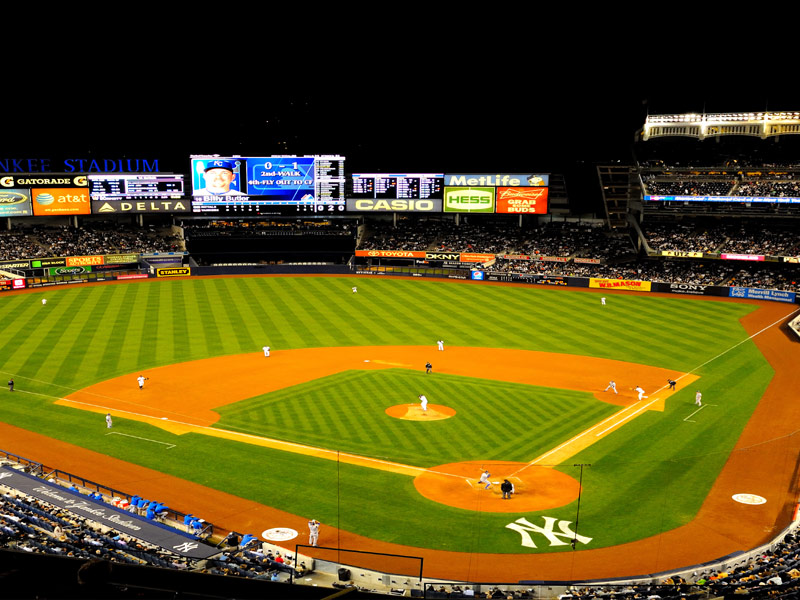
[0,276,777,553]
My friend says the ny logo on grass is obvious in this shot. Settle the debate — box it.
[506,516,592,548]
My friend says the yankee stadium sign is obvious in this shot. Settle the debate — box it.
[0,158,160,173]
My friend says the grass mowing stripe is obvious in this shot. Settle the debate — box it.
[237,278,291,349]
[188,280,227,356]
[359,284,446,346]
[133,282,161,368]
[282,278,361,346]
[154,280,176,360]
[261,280,329,348]
[200,278,247,355]
[215,278,259,352]
[168,281,192,363]
[22,289,101,383]
[92,283,141,378]
[420,284,526,349]
[68,289,126,385]
[302,279,397,345]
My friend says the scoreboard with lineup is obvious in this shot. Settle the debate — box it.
[88,174,185,200]
[351,174,444,199]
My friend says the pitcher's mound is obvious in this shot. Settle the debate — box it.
[385,404,456,421]
[414,460,581,512]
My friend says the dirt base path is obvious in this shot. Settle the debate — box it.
[3,291,799,582]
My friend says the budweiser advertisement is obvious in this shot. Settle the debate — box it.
[495,187,548,214]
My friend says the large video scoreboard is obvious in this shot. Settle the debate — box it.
[190,155,346,215]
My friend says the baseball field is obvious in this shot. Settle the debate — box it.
[0,275,798,582]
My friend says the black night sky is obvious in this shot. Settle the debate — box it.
[3,22,796,214]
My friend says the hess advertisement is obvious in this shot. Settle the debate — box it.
[443,187,495,213]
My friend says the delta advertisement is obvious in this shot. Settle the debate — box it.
[91,200,191,214]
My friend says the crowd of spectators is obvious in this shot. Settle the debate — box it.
[644,177,735,196]
[717,225,798,255]
[737,177,800,197]
[644,223,799,257]
[359,220,636,260]
[0,224,182,261]
[0,485,194,570]
[728,267,800,292]
[360,219,457,251]
[5,438,800,598]
[641,165,800,199]
[643,223,728,253]
[0,464,312,589]
[354,218,800,291]
[0,229,43,260]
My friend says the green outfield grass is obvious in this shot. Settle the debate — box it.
[0,277,776,553]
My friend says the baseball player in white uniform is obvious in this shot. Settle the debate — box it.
[106,413,113,429]
[42,298,47,306]
[601,297,606,306]
[695,390,702,406]
[418,394,428,411]
[604,380,618,394]
[352,286,358,293]
[437,340,444,351]
[478,470,492,490]
[308,519,320,546]
[137,375,148,390]
[634,386,648,401]
[263,346,270,357]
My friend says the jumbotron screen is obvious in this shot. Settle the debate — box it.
[190,155,346,215]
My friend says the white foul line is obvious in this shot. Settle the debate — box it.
[595,309,797,437]
[684,405,706,423]
[105,432,176,449]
